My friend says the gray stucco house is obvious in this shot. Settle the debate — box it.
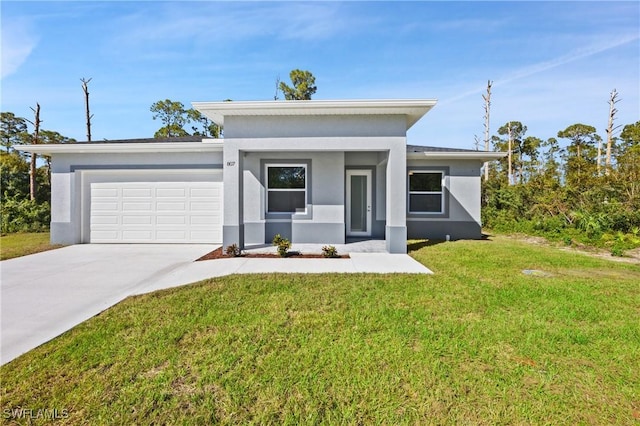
[18,99,505,253]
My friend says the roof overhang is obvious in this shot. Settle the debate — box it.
[192,99,437,130]
[407,151,508,162]
[14,141,223,156]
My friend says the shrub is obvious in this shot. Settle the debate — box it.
[0,197,50,233]
[272,234,291,257]
[225,244,242,257]
[321,245,339,258]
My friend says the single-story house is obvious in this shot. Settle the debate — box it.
[17,99,505,253]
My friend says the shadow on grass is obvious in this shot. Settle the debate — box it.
[408,234,495,253]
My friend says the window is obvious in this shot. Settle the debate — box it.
[408,171,444,213]
[266,164,307,213]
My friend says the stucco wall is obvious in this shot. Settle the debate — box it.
[224,115,407,139]
[49,151,223,244]
[406,158,483,240]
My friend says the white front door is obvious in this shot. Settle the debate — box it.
[346,170,372,237]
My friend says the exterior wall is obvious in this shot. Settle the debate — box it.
[406,158,483,240]
[242,151,346,245]
[224,115,407,139]
[49,151,223,244]
[222,135,407,253]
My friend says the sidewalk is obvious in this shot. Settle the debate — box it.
[136,242,432,294]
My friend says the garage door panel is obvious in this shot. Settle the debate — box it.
[157,202,186,211]
[90,181,223,243]
[122,188,152,197]
[157,188,186,197]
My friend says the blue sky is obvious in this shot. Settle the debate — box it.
[2,1,638,149]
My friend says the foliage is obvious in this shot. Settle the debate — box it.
[272,233,291,257]
[484,119,640,252]
[0,112,29,153]
[321,245,339,258]
[150,100,222,138]
[279,69,317,100]
[1,197,51,233]
[2,238,638,424]
[225,243,242,257]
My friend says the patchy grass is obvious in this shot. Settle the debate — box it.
[1,236,639,424]
[0,232,62,260]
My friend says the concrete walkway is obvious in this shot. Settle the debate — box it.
[1,243,430,365]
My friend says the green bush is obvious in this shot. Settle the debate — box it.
[1,197,50,233]
[321,245,339,258]
[272,234,291,257]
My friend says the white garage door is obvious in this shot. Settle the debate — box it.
[90,182,223,243]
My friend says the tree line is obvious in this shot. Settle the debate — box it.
[482,114,640,255]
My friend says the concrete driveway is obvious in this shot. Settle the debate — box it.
[0,244,216,365]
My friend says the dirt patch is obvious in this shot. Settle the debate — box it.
[196,247,349,261]
[503,234,640,265]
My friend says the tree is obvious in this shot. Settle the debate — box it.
[26,103,41,201]
[494,121,527,184]
[150,99,189,137]
[605,89,621,173]
[187,109,220,138]
[279,69,317,100]
[482,80,492,181]
[615,121,640,205]
[557,123,600,190]
[1,112,29,153]
[80,77,94,142]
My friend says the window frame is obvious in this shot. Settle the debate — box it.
[265,163,308,215]
[408,170,445,215]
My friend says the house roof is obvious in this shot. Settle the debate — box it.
[78,136,204,144]
[192,99,437,130]
[407,144,507,161]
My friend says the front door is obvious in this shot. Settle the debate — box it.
[346,170,372,237]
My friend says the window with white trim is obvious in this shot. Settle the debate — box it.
[408,171,444,213]
[266,164,307,213]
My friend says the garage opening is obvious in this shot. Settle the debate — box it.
[89,181,223,243]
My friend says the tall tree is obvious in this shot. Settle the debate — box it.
[25,104,41,201]
[80,77,94,142]
[279,69,317,100]
[0,112,29,153]
[150,99,189,137]
[482,80,492,181]
[605,89,621,173]
[494,121,527,184]
[616,121,640,205]
[557,123,600,190]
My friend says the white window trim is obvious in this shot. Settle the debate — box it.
[408,170,445,214]
[265,163,307,214]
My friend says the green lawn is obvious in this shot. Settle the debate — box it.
[1,236,639,424]
[0,232,62,260]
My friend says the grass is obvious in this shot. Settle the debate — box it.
[0,232,62,260]
[1,236,639,424]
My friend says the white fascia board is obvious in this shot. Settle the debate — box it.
[15,142,224,156]
[192,99,438,129]
[407,151,508,161]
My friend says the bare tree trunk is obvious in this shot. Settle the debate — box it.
[597,137,602,175]
[605,89,620,174]
[81,78,93,141]
[507,122,513,185]
[483,80,492,181]
[29,103,41,201]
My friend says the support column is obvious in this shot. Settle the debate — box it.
[222,141,244,249]
[385,140,407,253]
